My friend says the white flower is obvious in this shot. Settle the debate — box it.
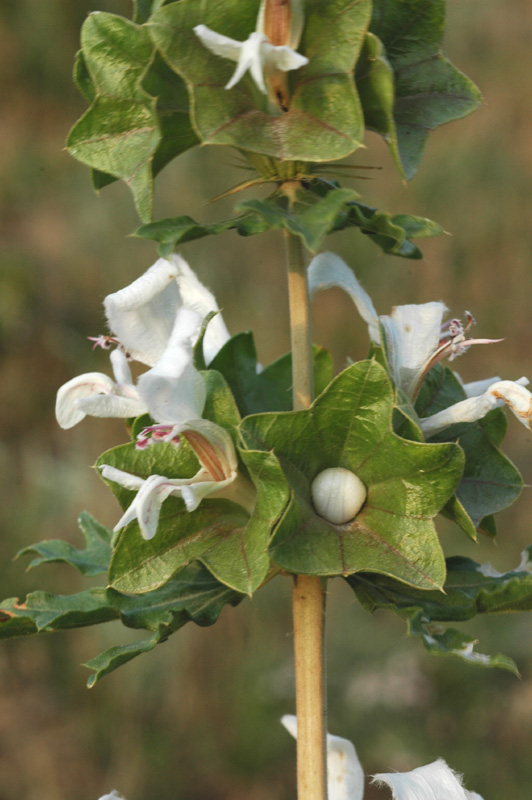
[104,254,229,367]
[420,376,532,437]
[98,793,125,800]
[101,420,239,540]
[55,347,146,429]
[309,252,531,436]
[56,256,229,429]
[281,715,483,800]
[194,0,308,97]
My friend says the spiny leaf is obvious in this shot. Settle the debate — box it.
[68,13,197,222]
[17,511,112,576]
[149,0,370,162]
[369,0,482,179]
[241,360,464,588]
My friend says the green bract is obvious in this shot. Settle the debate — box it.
[365,0,483,179]
[149,0,370,162]
[241,360,464,589]
[68,12,197,221]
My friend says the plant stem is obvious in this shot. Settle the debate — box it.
[284,230,314,410]
[284,229,328,800]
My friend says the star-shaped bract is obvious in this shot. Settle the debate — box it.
[240,360,464,590]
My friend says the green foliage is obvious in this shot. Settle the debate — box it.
[348,549,532,674]
[135,179,444,258]
[18,511,112,576]
[416,365,524,537]
[0,556,243,686]
[366,0,482,179]
[149,0,370,162]
[240,360,464,588]
[67,12,197,221]
[209,333,334,417]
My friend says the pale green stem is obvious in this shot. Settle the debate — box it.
[284,229,328,800]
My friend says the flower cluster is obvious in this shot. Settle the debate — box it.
[309,252,532,436]
[56,255,241,540]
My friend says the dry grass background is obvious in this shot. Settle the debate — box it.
[1,1,532,798]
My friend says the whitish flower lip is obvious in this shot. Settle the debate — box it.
[100,421,239,539]
[55,348,146,429]
[104,254,229,368]
[420,377,532,437]
[281,715,483,800]
[193,24,308,96]
[310,253,504,400]
[281,714,365,800]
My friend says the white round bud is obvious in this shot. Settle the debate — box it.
[311,467,367,525]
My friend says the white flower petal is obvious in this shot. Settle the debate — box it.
[263,41,309,72]
[383,302,447,399]
[308,253,379,340]
[75,393,146,419]
[110,347,133,385]
[456,375,501,397]
[138,308,206,426]
[281,715,364,800]
[420,378,532,437]
[56,372,122,429]
[193,24,242,61]
[100,465,145,492]
[98,793,126,800]
[180,473,235,512]
[372,758,479,800]
[172,256,230,364]
[104,257,184,366]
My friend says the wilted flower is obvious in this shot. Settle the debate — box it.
[281,715,483,800]
[194,0,308,106]
[309,252,532,436]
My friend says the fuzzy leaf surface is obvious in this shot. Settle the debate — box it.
[18,511,112,577]
[209,332,334,416]
[148,0,370,161]
[67,13,197,221]
[241,360,464,588]
[0,562,243,685]
[348,549,532,674]
[369,0,482,178]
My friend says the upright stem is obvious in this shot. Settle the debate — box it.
[284,229,327,800]
[284,230,314,410]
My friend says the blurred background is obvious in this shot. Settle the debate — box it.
[1,1,532,798]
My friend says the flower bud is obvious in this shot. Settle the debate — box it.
[311,468,367,525]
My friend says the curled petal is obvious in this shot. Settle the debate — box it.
[104,254,228,367]
[281,715,364,800]
[308,253,379,340]
[55,373,145,429]
[420,378,532,437]
[172,257,230,364]
[138,308,206,426]
[193,25,242,61]
[263,41,309,72]
[382,302,447,399]
[372,758,483,800]
[105,257,185,366]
